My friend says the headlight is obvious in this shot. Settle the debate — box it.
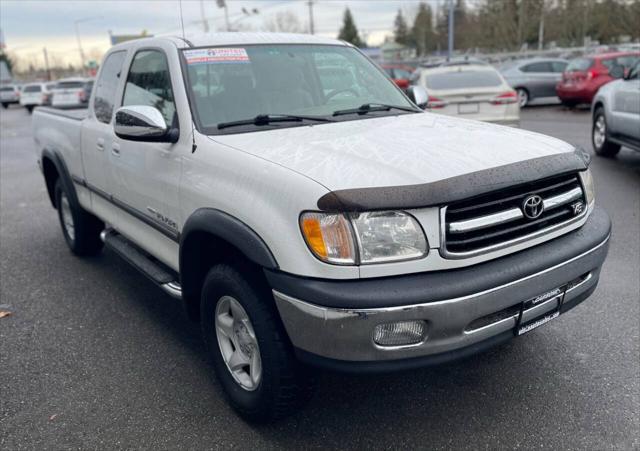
[300,211,427,265]
[579,168,595,206]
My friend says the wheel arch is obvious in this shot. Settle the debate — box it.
[179,208,279,320]
[41,148,79,209]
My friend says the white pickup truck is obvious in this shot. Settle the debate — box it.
[33,33,611,422]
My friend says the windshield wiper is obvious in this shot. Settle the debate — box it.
[217,114,334,130]
[332,103,420,117]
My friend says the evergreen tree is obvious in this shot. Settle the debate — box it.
[337,8,364,47]
[412,2,435,56]
[393,9,411,45]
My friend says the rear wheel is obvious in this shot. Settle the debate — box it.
[1,103,8,109]
[561,100,577,108]
[26,105,34,114]
[54,179,104,256]
[201,264,315,422]
[592,108,620,157]
[516,88,529,107]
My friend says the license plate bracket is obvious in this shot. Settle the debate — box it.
[516,288,565,336]
[458,103,479,114]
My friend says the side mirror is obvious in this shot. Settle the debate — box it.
[609,65,624,79]
[114,105,179,143]
[406,85,428,109]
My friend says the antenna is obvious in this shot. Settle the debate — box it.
[179,0,198,153]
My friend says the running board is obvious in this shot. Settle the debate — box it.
[101,229,182,300]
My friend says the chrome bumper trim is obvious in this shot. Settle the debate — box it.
[273,234,609,362]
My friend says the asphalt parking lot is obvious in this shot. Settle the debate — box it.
[1,104,638,450]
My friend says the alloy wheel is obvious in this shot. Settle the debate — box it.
[215,295,262,391]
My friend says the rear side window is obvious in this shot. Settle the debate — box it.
[602,56,639,71]
[0,87,14,92]
[394,68,412,79]
[522,62,552,73]
[567,58,593,72]
[94,51,127,123]
[551,61,568,72]
[23,85,42,93]
[425,70,503,90]
[122,49,176,125]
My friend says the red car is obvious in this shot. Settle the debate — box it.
[556,52,639,106]
[381,64,415,90]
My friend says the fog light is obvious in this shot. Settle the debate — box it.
[373,321,427,347]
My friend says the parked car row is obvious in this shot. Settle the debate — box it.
[0,78,94,113]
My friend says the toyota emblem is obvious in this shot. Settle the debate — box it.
[522,194,544,219]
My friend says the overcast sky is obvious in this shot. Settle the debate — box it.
[0,0,460,69]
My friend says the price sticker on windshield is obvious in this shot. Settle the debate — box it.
[184,48,250,65]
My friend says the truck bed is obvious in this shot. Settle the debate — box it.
[35,106,88,121]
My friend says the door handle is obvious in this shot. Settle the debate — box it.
[96,138,105,151]
[111,143,121,157]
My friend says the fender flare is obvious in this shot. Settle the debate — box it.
[41,148,79,209]
[179,208,279,315]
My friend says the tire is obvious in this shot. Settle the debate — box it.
[1,103,8,109]
[201,264,315,422]
[592,107,620,157]
[26,105,34,114]
[516,88,529,108]
[561,100,577,108]
[54,179,104,256]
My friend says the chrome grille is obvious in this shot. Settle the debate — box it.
[443,173,586,257]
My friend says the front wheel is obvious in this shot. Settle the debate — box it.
[592,108,620,157]
[201,264,315,422]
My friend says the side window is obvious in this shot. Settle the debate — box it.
[94,51,127,124]
[122,50,176,125]
[551,61,568,73]
[522,62,552,73]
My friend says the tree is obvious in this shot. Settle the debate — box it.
[0,51,14,74]
[393,9,412,45]
[264,11,303,33]
[337,8,364,47]
[412,2,435,56]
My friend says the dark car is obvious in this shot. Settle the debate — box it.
[556,52,640,106]
[501,58,568,107]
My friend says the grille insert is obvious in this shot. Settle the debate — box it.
[443,173,586,257]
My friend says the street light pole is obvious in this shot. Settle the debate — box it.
[307,0,315,35]
[74,16,102,75]
[447,0,454,60]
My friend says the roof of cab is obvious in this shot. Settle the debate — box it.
[109,32,349,53]
[178,32,348,47]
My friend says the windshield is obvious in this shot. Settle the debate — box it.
[182,44,415,134]
[425,70,503,90]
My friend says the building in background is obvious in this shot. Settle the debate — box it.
[108,30,153,46]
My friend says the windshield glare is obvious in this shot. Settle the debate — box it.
[183,44,414,133]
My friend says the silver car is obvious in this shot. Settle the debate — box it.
[591,62,640,157]
[501,58,568,107]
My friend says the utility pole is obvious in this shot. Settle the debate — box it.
[447,0,454,60]
[307,0,315,35]
[216,0,230,31]
[538,10,545,50]
[74,21,86,75]
[200,0,210,33]
[43,47,51,81]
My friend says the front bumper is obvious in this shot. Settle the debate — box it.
[268,207,611,372]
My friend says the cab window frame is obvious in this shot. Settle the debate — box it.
[120,46,179,129]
